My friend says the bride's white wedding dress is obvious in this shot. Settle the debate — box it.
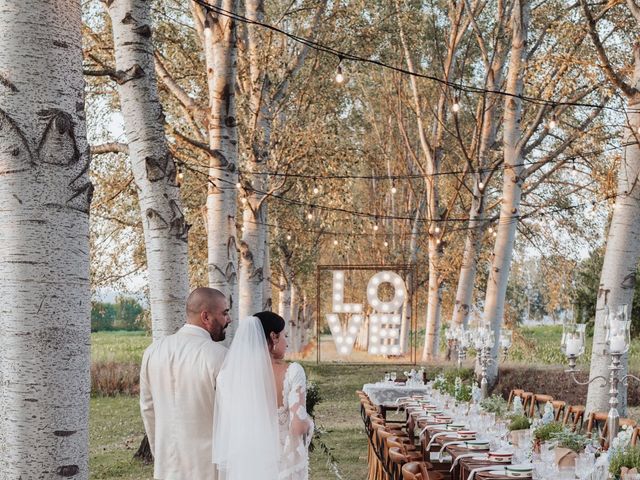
[278,362,313,480]
[212,317,312,480]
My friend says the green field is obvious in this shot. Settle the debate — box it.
[89,327,640,479]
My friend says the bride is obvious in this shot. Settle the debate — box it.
[212,312,314,480]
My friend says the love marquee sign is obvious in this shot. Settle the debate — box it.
[316,265,417,363]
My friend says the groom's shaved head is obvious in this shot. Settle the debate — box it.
[186,287,231,341]
[186,287,225,318]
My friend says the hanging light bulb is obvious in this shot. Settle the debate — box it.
[307,212,313,220]
[333,239,339,246]
[240,197,247,204]
[548,113,557,130]
[478,181,484,190]
[383,241,389,247]
[335,64,345,84]
[236,182,241,189]
[435,226,441,234]
[373,222,379,231]
[492,230,498,237]
[312,179,319,195]
[391,183,397,194]
[452,98,460,113]
[488,226,494,234]
[286,234,292,241]
[177,168,184,184]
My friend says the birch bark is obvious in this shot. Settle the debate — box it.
[198,0,240,339]
[586,46,640,414]
[0,1,92,476]
[482,0,529,384]
[106,0,189,341]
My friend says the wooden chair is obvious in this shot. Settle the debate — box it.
[586,411,637,449]
[529,394,554,418]
[631,426,640,446]
[401,461,444,480]
[389,447,423,480]
[521,392,534,415]
[507,388,525,407]
[562,405,586,432]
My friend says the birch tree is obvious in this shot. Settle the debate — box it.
[190,0,240,338]
[580,0,640,414]
[238,0,325,321]
[0,1,92,476]
[105,0,190,340]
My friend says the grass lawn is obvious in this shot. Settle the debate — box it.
[90,363,395,480]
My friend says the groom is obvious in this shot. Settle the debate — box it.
[140,287,231,480]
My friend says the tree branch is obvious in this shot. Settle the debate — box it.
[580,0,636,97]
[154,51,206,118]
[90,143,129,155]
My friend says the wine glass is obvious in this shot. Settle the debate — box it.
[390,371,397,382]
[384,372,390,382]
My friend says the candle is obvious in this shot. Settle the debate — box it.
[565,338,583,356]
[609,334,626,353]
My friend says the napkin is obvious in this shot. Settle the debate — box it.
[450,453,487,472]
[467,465,505,480]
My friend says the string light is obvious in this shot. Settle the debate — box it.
[383,241,389,247]
[333,239,339,246]
[236,182,242,189]
[488,226,494,234]
[286,234,292,240]
[373,221,379,231]
[548,113,558,130]
[391,183,397,194]
[452,98,460,113]
[307,212,314,220]
[241,197,247,204]
[192,0,630,115]
[177,168,184,184]
[313,179,319,195]
[492,230,498,237]
[478,181,484,190]
[335,64,345,84]
[435,226,441,234]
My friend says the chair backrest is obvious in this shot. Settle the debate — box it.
[401,461,423,480]
[521,392,534,415]
[631,426,640,446]
[551,400,566,422]
[586,412,637,449]
[562,405,585,432]
[507,388,525,407]
[529,394,554,418]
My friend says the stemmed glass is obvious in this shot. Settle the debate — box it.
[575,452,595,480]
[390,371,397,382]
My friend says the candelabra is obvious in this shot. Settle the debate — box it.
[446,325,470,369]
[563,305,640,447]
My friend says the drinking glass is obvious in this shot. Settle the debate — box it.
[575,452,595,479]
[390,371,397,382]
[384,372,390,382]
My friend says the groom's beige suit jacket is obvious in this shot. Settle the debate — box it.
[140,324,227,480]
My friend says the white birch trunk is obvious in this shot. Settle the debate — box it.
[107,0,189,341]
[0,1,91,476]
[422,237,443,360]
[199,0,240,340]
[452,194,485,327]
[585,47,640,414]
[482,0,529,384]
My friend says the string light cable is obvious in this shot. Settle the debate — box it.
[191,0,631,114]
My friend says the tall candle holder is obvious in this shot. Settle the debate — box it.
[562,305,640,447]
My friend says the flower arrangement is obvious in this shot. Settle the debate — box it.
[480,395,508,417]
[512,396,524,416]
[508,415,532,431]
[532,421,564,444]
[549,429,590,453]
[433,373,447,393]
[611,425,634,453]
[609,445,640,479]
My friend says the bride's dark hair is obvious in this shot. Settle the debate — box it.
[254,311,286,347]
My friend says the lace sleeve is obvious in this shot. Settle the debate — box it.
[287,363,314,445]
